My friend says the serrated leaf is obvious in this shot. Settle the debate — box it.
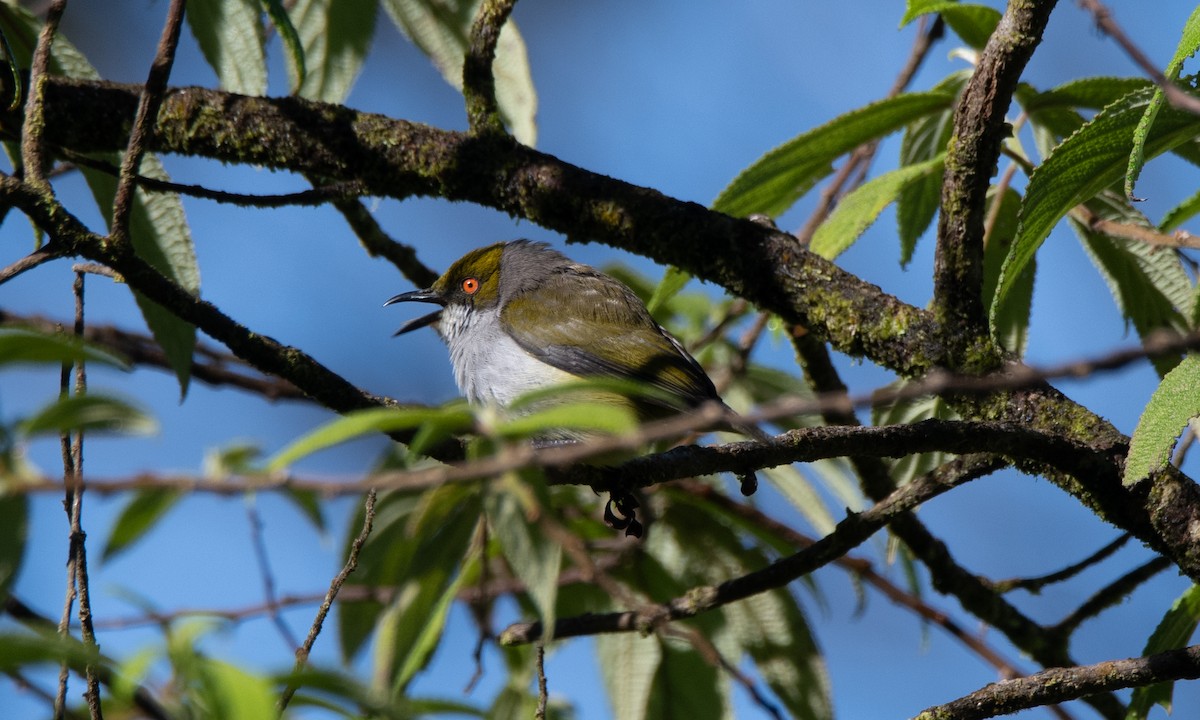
[598,633,662,720]
[646,637,730,719]
[20,394,157,438]
[811,155,945,261]
[900,2,1001,49]
[1125,356,1200,486]
[80,157,200,397]
[1160,186,1200,232]
[381,0,537,145]
[0,328,128,369]
[991,83,1200,336]
[714,90,955,218]
[898,72,968,264]
[261,0,306,92]
[982,187,1033,354]
[266,403,473,471]
[390,561,473,692]
[102,490,183,561]
[1127,584,1200,719]
[1127,5,1200,199]
[0,494,27,599]
[726,590,831,720]
[762,464,836,535]
[292,0,375,103]
[485,481,561,639]
[1022,76,1152,112]
[0,4,98,79]
[186,0,267,96]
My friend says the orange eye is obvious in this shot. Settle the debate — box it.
[461,277,480,294]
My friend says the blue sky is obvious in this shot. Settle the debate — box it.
[3,1,1200,718]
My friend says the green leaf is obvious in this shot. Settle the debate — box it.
[390,561,474,692]
[713,90,955,218]
[260,0,306,93]
[1125,356,1200,486]
[20,394,157,438]
[1127,584,1200,719]
[186,0,268,96]
[982,187,1033,354]
[485,480,562,638]
[991,83,1200,336]
[1160,186,1200,231]
[900,2,1001,50]
[197,659,277,720]
[292,0,376,103]
[0,328,128,369]
[1022,76,1152,113]
[338,485,481,660]
[726,590,831,720]
[491,401,638,440]
[646,636,730,719]
[0,494,27,599]
[266,404,474,471]
[647,266,691,315]
[874,386,960,486]
[1127,6,1200,199]
[810,154,945,261]
[381,0,538,145]
[0,3,99,79]
[81,157,200,397]
[898,72,968,264]
[1071,202,1191,375]
[102,490,183,561]
[597,632,662,720]
[762,464,836,535]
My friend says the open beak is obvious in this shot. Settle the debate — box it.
[385,289,445,336]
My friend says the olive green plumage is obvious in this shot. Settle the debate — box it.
[387,240,724,427]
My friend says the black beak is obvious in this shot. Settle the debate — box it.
[385,289,445,336]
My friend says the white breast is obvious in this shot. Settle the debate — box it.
[437,304,575,407]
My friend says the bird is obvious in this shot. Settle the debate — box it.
[386,240,765,515]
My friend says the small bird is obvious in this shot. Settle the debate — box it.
[386,240,763,505]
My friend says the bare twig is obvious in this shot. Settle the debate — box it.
[278,489,377,712]
[0,242,67,286]
[245,498,299,650]
[911,643,1200,720]
[534,643,548,720]
[109,0,186,242]
[1077,0,1200,116]
[989,534,1132,594]
[1050,555,1173,638]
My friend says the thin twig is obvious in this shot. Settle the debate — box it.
[1050,555,1173,638]
[911,643,1200,720]
[109,0,186,242]
[988,534,1131,594]
[245,497,300,650]
[463,0,518,135]
[0,242,67,286]
[1077,0,1200,116]
[534,643,548,720]
[277,489,377,713]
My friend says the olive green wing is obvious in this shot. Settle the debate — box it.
[499,268,718,409]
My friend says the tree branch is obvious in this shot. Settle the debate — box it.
[463,0,517,136]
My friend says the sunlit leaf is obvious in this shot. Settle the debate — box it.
[647,266,692,315]
[292,0,375,103]
[492,401,638,440]
[186,0,267,96]
[197,659,277,720]
[1125,356,1200,486]
[0,328,128,369]
[381,0,538,145]
[102,490,183,561]
[266,403,473,471]
[1160,186,1200,232]
[20,394,157,438]
[1022,76,1152,113]
[1127,584,1200,719]
[811,154,944,261]
[598,632,661,720]
[874,386,959,486]
[1127,6,1200,199]
[713,90,955,218]
[390,560,475,692]
[991,83,1200,337]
